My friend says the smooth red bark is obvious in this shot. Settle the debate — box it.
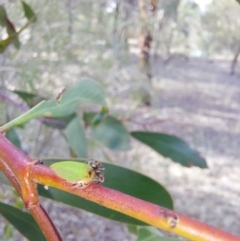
[0,134,63,241]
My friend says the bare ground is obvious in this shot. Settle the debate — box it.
[146,57,240,236]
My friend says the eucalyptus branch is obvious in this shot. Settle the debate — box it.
[30,165,240,241]
[0,133,239,241]
[0,134,62,241]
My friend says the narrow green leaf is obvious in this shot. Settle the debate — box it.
[5,109,22,149]
[4,223,14,239]
[0,6,7,26]
[128,224,138,235]
[14,89,76,129]
[64,116,87,158]
[0,201,46,241]
[91,106,109,127]
[137,226,180,241]
[6,128,22,150]
[0,79,107,132]
[131,132,207,168]
[43,114,77,130]
[0,36,17,53]
[84,113,131,151]
[40,158,173,225]
[0,6,20,51]
[21,1,37,22]
[14,90,45,108]
[5,18,20,49]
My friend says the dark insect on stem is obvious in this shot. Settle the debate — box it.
[88,160,104,183]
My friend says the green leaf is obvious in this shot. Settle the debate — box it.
[0,37,12,53]
[0,6,7,26]
[14,90,45,108]
[14,89,76,129]
[6,128,22,150]
[39,158,173,225]
[84,113,131,151]
[0,6,20,50]
[4,223,14,239]
[5,18,20,49]
[137,226,180,241]
[236,0,240,4]
[131,132,207,168]
[0,79,107,132]
[0,201,46,241]
[5,109,22,149]
[91,106,109,127]
[22,1,37,22]
[43,114,77,130]
[4,222,13,240]
[64,116,87,158]
[128,224,138,235]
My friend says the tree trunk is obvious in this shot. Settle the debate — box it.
[230,45,240,75]
[138,0,157,82]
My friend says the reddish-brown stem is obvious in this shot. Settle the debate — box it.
[30,164,240,241]
[29,204,63,241]
[0,158,21,194]
[0,134,63,241]
[0,133,240,241]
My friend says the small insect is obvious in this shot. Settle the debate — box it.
[88,160,105,183]
[50,160,105,190]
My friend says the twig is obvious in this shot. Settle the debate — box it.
[0,135,63,241]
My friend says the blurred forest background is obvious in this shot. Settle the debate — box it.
[0,0,240,240]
